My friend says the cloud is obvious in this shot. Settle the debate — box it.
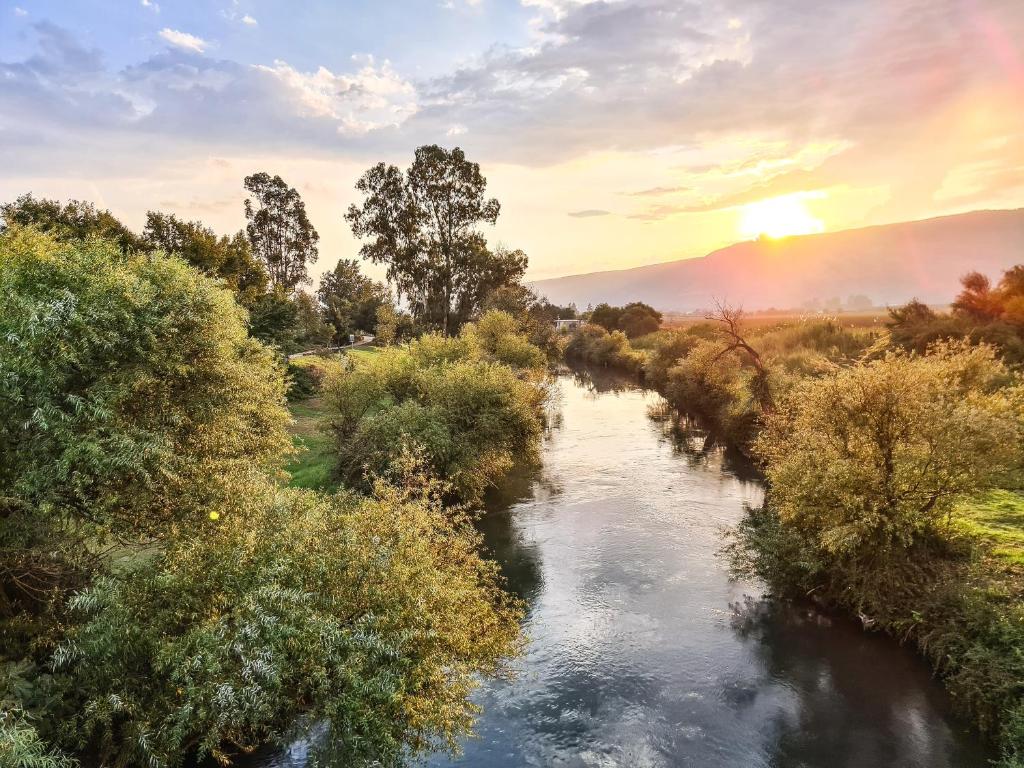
[253,56,416,134]
[13,6,27,16]
[568,209,611,217]
[158,28,208,53]
[625,185,689,197]
[242,14,257,25]
[140,0,159,12]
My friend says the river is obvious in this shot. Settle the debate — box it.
[256,368,992,768]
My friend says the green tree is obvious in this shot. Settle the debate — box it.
[317,259,391,343]
[755,342,1024,562]
[0,194,144,253]
[57,481,523,768]
[0,227,291,652]
[588,303,621,332]
[143,212,267,305]
[244,173,319,292]
[617,302,662,338]
[346,145,524,335]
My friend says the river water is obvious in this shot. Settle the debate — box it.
[258,369,992,768]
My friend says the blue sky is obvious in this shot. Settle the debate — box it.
[3,0,1024,281]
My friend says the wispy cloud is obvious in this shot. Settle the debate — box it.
[624,185,689,197]
[568,209,611,218]
[13,6,27,16]
[158,28,208,53]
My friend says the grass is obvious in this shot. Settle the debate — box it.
[347,346,382,364]
[283,346,381,491]
[284,397,337,491]
[958,489,1024,567]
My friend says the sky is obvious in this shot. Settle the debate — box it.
[2,0,1024,283]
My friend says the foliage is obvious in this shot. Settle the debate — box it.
[563,324,646,373]
[56,479,523,767]
[346,145,525,335]
[142,212,268,306]
[463,310,547,370]
[483,284,576,360]
[317,259,391,343]
[756,342,1023,562]
[286,355,347,401]
[323,316,548,502]
[0,227,292,545]
[0,227,292,731]
[888,266,1024,365]
[0,194,144,254]
[588,302,662,338]
[244,172,319,292]
[0,709,77,768]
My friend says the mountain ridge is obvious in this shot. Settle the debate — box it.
[530,208,1024,311]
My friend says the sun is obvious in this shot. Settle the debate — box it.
[739,193,825,240]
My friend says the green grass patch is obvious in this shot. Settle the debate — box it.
[346,346,382,364]
[285,396,338,491]
[958,489,1024,567]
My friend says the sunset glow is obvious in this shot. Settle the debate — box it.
[738,194,826,240]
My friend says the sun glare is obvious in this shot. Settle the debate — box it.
[739,193,826,240]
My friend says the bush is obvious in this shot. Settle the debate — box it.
[756,342,1023,561]
[287,354,346,400]
[564,324,646,373]
[56,480,523,767]
[0,227,291,543]
[323,323,548,503]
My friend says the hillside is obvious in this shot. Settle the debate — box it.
[530,209,1024,311]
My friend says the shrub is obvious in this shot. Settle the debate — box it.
[287,354,346,400]
[323,325,548,503]
[756,342,1023,562]
[56,481,523,767]
[0,227,291,543]
[564,324,646,373]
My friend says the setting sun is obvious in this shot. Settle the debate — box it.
[739,193,826,240]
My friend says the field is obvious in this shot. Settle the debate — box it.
[662,308,897,331]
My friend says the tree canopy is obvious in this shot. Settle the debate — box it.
[346,145,525,335]
[317,259,391,343]
[244,172,320,292]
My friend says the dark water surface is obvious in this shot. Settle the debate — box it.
[258,370,992,768]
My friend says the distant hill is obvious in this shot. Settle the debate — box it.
[530,209,1024,312]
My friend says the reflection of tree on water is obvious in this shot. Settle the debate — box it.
[726,596,994,768]
[564,363,643,395]
[647,401,762,482]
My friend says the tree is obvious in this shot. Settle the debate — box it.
[755,342,1024,562]
[244,173,319,292]
[317,259,391,343]
[588,303,622,332]
[143,212,267,304]
[346,145,522,335]
[0,227,291,621]
[953,271,1000,322]
[58,481,523,767]
[0,194,144,253]
[617,302,662,338]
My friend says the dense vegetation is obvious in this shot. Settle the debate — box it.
[323,311,549,503]
[0,197,534,764]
